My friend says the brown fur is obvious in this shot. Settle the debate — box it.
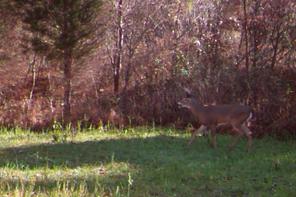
[107,108,124,129]
[178,96,253,151]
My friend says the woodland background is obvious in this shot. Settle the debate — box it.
[0,0,295,137]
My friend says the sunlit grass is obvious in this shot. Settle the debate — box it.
[0,127,295,196]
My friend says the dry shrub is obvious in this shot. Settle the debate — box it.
[0,67,295,138]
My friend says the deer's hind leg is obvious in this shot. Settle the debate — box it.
[188,125,207,145]
[209,125,217,148]
[228,124,244,151]
[242,123,252,152]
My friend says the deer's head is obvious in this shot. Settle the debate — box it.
[183,87,194,98]
[178,97,195,109]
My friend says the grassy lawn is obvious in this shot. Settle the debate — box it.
[0,127,296,196]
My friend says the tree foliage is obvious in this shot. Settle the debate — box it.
[12,0,102,58]
[9,0,103,127]
[0,0,295,135]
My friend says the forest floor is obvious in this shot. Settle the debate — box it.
[0,127,295,196]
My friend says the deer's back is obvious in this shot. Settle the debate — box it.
[198,104,251,125]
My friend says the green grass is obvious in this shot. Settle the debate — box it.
[0,127,296,196]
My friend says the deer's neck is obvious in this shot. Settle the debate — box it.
[190,99,205,115]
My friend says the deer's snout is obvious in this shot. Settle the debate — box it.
[177,102,184,108]
[177,102,181,108]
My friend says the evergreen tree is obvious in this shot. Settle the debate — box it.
[12,0,103,128]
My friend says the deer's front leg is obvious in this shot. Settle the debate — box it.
[242,123,252,152]
[188,125,207,145]
[228,126,244,151]
[209,125,217,148]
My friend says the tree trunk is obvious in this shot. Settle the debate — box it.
[252,0,259,69]
[113,0,123,93]
[251,0,259,106]
[242,0,251,104]
[28,54,37,109]
[63,49,73,128]
[243,0,249,72]
[271,28,281,70]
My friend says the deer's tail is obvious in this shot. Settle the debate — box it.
[246,111,255,127]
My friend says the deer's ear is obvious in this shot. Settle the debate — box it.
[184,87,194,98]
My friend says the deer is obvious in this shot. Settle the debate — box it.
[178,88,253,152]
[107,108,124,129]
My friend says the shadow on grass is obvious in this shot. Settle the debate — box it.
[0,135,209,195]
[0,135,295,196]
[0,134,294,171]
[0,135,213,169]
